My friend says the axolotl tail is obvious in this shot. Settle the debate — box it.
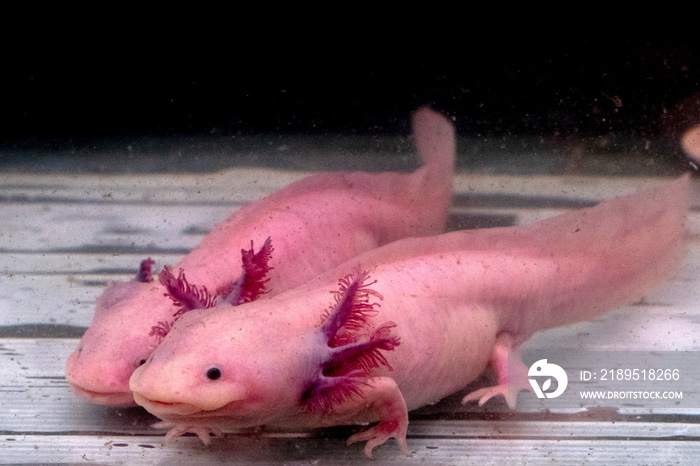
[407,106,456,233]
[503,174,691,339]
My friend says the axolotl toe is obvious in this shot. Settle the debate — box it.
[130,175,690,457]
[65,106,455,407]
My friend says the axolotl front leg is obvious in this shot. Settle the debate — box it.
[300,270,409,457]
[314,376,409,458]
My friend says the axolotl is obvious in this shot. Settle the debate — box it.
[129,174,690,457]
[65,106,455,407]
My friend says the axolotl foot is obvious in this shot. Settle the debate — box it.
[340,377,410,458]
[152,420,224,445]
[346,417,409,459]
[461,382,532,409]
[461,333,533,409]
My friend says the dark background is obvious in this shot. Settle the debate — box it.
[2,36,699,172]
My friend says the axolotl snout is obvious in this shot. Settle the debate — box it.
[130,175,690,457]
[65,107,455,407]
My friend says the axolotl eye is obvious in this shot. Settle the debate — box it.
[206,367,222,380]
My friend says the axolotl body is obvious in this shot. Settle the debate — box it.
[130,174,690,457]
[65,107,455,407]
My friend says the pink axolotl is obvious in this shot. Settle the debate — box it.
[65,106,455,407]
[129,175,690,457]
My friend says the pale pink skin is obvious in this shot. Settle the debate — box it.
[129,175,690,457]
[682,125,700,165]
[65,107,455,407]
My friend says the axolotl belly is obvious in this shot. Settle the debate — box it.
[65,106,455,407]
[130,175,690,457]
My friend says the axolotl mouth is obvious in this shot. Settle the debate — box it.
[69,383,137,407]
[132,392,209,417]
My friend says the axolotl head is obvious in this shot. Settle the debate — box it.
[129,269,400,435]
[129,303,320,427]
[67,241,274,408]
[65,276,173,407]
